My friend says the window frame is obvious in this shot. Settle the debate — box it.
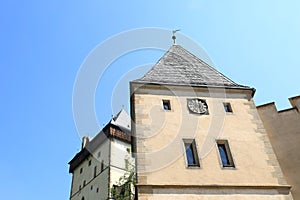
[162,99,171,111]
[223,102,233,113]
[183,139,200,168]
[216,139,235,168]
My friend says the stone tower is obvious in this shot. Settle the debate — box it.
[130,45,293,199]
[68,109,134,200]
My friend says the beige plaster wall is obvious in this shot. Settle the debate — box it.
[138,186,294,200]
[131,85,291,199]
[257,96,300,200]
[142,193,293,200]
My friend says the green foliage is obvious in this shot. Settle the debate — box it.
[110,158,136,200]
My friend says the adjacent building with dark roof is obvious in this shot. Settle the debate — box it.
[68,109,134,200]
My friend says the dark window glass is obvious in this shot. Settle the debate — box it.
[80,168,83,174]
[101,160,104,171]
[88,160,91,166]
[218,144,229,166]
[162,100,171,110]
[185,143,196,165]
[94,166,97,177]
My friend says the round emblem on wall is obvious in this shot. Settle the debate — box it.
[187,98,209,114]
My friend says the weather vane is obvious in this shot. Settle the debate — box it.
[172,29,180,44]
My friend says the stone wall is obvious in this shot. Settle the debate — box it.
[257,95,300,200]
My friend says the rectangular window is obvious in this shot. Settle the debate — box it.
[162,100,171,110]
[223,102,233,113]
[101,160,104,171]
[94,166,97,178]
[183,139,200,167]
[217,140,235,168]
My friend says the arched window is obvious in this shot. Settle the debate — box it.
[81,197,85,200]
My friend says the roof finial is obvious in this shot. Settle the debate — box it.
[172,29,180,44]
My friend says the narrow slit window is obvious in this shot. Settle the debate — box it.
[223,102,233,113]
[217,140,235,168]
[101,160,104,171]
[162,100,171,110]
[94,166,97,177]
[183,139,200,167]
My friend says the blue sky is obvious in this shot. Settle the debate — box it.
[1,1,299,199]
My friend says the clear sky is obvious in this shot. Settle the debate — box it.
[1,1,299,199]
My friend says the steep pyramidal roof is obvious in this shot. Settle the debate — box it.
[135,45,249,89]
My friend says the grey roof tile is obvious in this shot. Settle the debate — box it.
[134,45,249,89]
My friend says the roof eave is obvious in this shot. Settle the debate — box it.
[132,80,254,91]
